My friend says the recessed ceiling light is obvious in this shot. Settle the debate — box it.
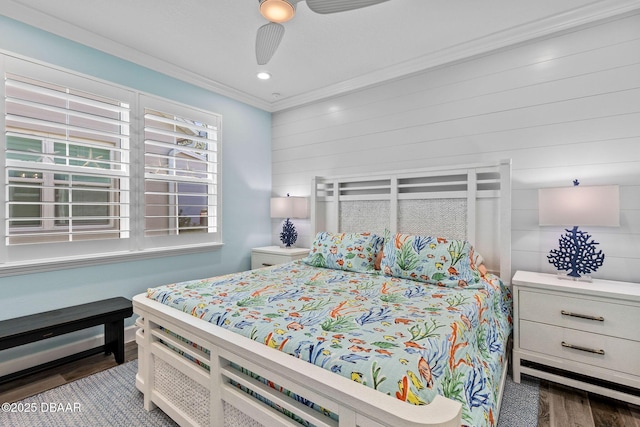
[257,72,271,80]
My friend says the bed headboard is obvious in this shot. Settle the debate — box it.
[310,159,512,284]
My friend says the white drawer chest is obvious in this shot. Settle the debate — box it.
[251,246,309,269]
[512,270,640,405]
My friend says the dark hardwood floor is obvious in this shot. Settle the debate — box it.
[537,379,640,427]
[0,341,137,404]
[1,341,638,426]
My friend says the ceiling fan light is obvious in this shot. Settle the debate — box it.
[260,0,295,23]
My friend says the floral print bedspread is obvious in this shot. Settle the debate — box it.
[147,261,512,427]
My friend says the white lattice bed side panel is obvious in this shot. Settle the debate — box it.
[223,402,264,427]
[154,358,211,426]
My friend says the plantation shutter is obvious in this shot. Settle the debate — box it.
[4,73,130,246]
[143,97,219,242]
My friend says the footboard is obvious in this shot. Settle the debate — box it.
[133,294,462,427]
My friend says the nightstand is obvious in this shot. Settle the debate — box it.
[251,246,309,269]
[512,270,640,405]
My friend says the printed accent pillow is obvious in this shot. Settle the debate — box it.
[380,232,483,288]
[302,232,383,273]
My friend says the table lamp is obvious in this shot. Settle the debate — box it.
[538,181,619,281]
[270,194,308,247]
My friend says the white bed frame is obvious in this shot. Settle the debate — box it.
[133,159,512,427]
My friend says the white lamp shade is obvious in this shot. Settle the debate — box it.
[538,185,619,227]
[270,196,308,219]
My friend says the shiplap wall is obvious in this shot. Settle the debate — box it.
[271,11,640,283]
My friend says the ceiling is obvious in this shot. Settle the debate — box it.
[3,0,638,111]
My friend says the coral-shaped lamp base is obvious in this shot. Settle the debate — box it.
[547,226,605,280]
[280,218,298,248]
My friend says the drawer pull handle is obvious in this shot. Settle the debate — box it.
[561,341,605,355]
[561,310,604,322]
[261,263,274,267]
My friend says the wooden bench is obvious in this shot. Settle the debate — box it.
[0,297,133,384]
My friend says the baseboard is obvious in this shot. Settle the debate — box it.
[0,325,139,377]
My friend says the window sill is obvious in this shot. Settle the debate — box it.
[0,243,224,277]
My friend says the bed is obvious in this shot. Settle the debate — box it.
[133,159,513,427]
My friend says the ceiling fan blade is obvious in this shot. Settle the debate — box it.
[256,22,285,65]
[305,0,389,14]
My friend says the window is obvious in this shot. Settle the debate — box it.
[2,58,221,270]
[5,72,130,247]
[142,95,220,249]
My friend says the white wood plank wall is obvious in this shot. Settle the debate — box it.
[271,11,640,283]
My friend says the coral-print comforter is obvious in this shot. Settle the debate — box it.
[147,261,512,427]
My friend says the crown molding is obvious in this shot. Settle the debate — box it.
[270,0,640,111]
[4,0,640,113]
[2,0,273,111]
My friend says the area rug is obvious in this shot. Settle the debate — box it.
[1,360,539,426]
[1,361,176,427]
[498,374,540,427]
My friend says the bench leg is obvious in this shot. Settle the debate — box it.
[104,319,125,364]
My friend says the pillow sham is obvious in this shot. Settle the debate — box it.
[302,232,383,273]
[380,232,483,288]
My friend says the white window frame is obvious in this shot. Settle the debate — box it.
[0,55,223,277]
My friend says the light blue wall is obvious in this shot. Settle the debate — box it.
[0,16,272,360]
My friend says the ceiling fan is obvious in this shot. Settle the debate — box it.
[256,0,390,65]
